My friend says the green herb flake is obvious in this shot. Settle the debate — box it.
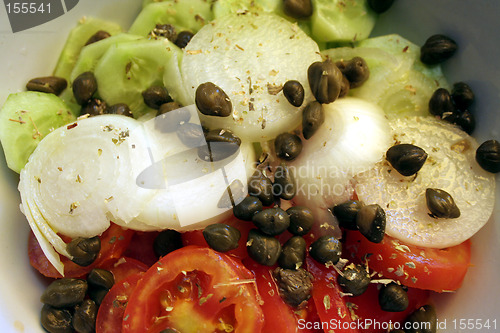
[199,293,213,306]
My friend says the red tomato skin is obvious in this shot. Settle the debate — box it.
[28,223,134,278]
[306,257,360,333]
[102,256,149,284]
[344,231,471,292]
[122,246,264,333]
[243,258,300,333]
[122,231,160,267]
[345,284,429,333]
[96,272,144,333]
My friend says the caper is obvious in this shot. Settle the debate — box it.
[283,0,313,18]
[309,235,342,264]
[233,196,263,221]
[88,287,108,306]
[150,23,177,41]
[252,207,290,236]
[142,85,172,110]
[153,229,183,258]
[302,101,325,140]
[248,170,275,206]
[273,267,313,307]
[367,0,395,13]
[282,80,305,107]
[404,304,437,333]
[198,129,241,162]
[72,299,98,333]
[279,236,306,269]
[175,30,195,48]
[307,59,343,104]
[176,122,205,148]
[476,140,500,173]
[337,264,370,296]
[274,133,302,161]
[273,162,297,200]
[451,81,474,110]
[81,98,107,117]
[87,268,115,290]
[338,74,350,98]
[107,103,133,117]
[378,283,409,312]
[203,223,241,252]
[72,71,97,105]
[247,229,282,266]
[454,109,475,134]
[428,88,455,117]
[195,82,232,117]
[386,143,428,176]
[287,206,314,236]
[425,188,460,218]
[356,204,386,243]
[85,30,111,46]
[218,179,246,209]
[26,76,67,95]
[41,278,88,308]
[336,57,370,89]
[332,200,364,230]
[66,236,101,267]
[420,34,458,65]
[155,101,188,132]
[41,304,73,333]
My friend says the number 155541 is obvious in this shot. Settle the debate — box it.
[5,2,51,14]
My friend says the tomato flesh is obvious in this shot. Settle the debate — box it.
[96,272,144,333]
[306,257,360,333]
[344,231,471,292]
[121,246,264,333]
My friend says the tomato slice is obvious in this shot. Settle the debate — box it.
[182,217,254,260]
[28,223,134,278]
[306,257,360,333]
[344,231,471,292]
[122,231,160,267]
[96,272,144,333]
[121,246,264,333]
[243,258,308,333]
[103,257,149,284]
[346,284,429,333]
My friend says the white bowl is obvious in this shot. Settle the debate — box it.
[0,1,498,332]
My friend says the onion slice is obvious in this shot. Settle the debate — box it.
[290,97,392,236]
[354,116,496,248]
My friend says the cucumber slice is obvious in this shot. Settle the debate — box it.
[94,39,182,118]
[0,92,76,173]
[311,0,376,42]
[163,51,191,107]
[53,17,123,81]
[57,88,80,117]
[357,34,449,86]
[70,33,143,82]
[323,34,450,117]
[353,69,442,117]
[212,0,281,18]
[128,0,213,37]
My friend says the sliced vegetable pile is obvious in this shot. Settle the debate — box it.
[0,0,499,332]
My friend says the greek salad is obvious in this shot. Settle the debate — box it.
[0,0,498,332]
